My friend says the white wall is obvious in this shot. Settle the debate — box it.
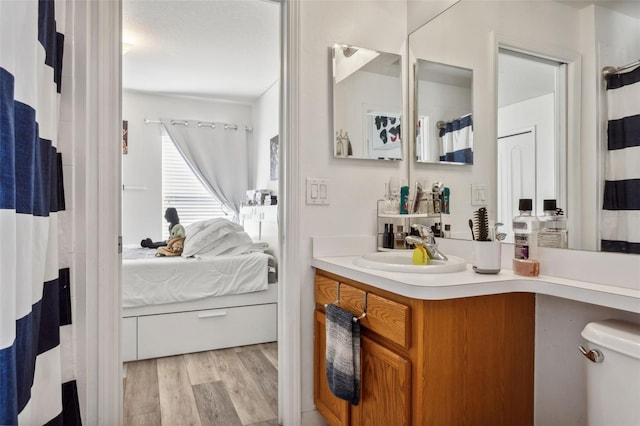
[298,0,408,411]
[252,81,280,193]
[535,296,640,426]
[121,91,252,244]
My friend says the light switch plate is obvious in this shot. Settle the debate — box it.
[306,178,329,205]
[471,183,487,206]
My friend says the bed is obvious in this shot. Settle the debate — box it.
[122,217,278,362]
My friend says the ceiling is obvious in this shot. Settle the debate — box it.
[122,0,280,103]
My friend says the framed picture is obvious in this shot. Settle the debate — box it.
[122,120,128,154]
[367,112,401,150]
[270,135,279,181]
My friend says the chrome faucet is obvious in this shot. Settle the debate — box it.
[405,224,448,261]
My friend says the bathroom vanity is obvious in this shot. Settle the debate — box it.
[311,237,640,426]
[314,270,535,425]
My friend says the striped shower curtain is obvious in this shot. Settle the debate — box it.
[602,66,640,254]
[1,0,79,424]
[439,113,473,164]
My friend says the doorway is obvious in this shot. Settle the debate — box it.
[497,49,567,234]
[120,1,283,423]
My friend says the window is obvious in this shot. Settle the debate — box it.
[161,132,227,239]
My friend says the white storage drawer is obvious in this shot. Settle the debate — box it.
[137,303,277,360]
[122,317,138,362]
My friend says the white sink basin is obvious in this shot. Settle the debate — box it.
[353,251,467,274]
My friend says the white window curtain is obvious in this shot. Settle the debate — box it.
[161,119,250,220]
[161,132,227,238]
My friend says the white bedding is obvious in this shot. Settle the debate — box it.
[122,248,269,308]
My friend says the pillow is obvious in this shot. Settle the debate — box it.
[182,218,244,257]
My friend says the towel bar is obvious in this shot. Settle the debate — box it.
[324,282,367,323]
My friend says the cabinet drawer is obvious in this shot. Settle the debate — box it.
[315,276,410,348]
[137,303,276,360]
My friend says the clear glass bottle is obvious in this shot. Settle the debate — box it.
[538,199,568,248]
[394,225,406,250]
[513,198,539,260]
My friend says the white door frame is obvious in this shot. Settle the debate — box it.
[81,0,302,424]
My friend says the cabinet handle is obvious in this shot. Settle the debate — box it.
[578,346,604,363]
[198,310,228,319]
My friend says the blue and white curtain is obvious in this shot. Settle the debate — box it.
[439,113,473,164]
[602,65,640,254]
[1,1,80,424]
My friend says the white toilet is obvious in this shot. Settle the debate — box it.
[581,319,640,426]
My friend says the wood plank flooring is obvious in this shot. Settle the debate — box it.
[124,342,278,426]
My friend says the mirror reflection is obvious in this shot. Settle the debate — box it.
[408,0,640,254]
[332,44,402,160]
[415,59,473,164]
[497,49,567,244]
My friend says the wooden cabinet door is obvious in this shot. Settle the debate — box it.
[314,310,350,426]
[351,334,411,426]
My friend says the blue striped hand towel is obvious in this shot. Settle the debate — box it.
[325,303,361,405]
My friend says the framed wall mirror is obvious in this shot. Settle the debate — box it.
[332,44,403,160]
[415,59,473,164]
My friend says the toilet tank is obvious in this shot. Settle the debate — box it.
[581,320,640,426]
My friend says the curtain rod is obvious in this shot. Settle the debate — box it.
[143,118,253,132]
[602,58,640,78]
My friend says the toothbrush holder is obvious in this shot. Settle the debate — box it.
[472,240,502,274]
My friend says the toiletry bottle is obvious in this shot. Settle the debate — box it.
[394,225,406,249]
[443,224,451,238]
[513,198,540,276]
[400,185,410,214]
[387,224,394,249]
[382,223,390,249]
[443,187,450,214]
[538,199,568,248]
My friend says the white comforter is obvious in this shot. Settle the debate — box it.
[122,250,269,308]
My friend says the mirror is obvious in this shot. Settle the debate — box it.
[415,59,473,164]
[408,0,640,253]
[332,44,403,160]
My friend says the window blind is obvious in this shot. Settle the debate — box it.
[162,133,227,239]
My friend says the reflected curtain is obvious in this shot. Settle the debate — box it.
[439,113,473,164]
[161,119,249,220]
[0,0,79,424]
[601,66,640,253]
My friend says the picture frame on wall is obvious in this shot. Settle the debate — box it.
[270,135,279,181]
[122,120,129,155]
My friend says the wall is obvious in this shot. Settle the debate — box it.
[252,81,280,192]
[121,91,252,244]
[298,0,408,411]
[535,296,640,426]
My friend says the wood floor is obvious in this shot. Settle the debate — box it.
[124,342,278,426]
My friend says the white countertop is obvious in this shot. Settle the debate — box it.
[311,255,640,314]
